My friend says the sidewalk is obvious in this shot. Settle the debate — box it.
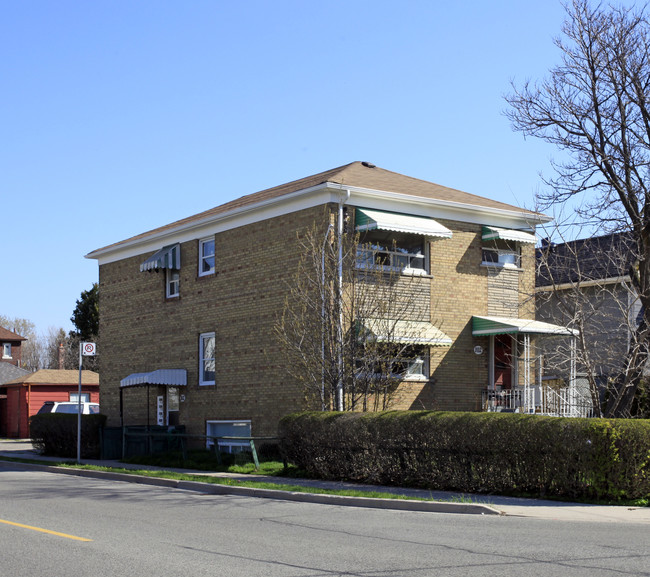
[1,439,649,523]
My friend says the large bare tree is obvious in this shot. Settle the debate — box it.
[536,231,644,417]
[506,0,650,417]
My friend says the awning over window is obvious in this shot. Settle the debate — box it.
[120,369,187,388]
[361,318,452,346]
[356,208,452,238]
[140,244,181,272]
[472,316,578,336]
[482,226,536,244]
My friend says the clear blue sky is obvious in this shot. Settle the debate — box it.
[0,1,622,335]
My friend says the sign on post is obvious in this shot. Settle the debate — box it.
[82,342,96,356]
[78,342,97,463]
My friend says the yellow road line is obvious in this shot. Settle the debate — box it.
[0,518,92,541]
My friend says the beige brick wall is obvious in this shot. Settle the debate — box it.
[487,268,520,316]
[99,207,539,435]
[412,221,490,411]
[99,204,333,438]
[390,224,537,412]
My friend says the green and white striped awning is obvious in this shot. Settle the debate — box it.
[482,226,536,244]
[356,208,452,238]
[472,316,578,336]
[361,318,452,346]
[140,244,181,272]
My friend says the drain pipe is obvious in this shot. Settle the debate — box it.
[321,223,334,411]
[336,189,351,411]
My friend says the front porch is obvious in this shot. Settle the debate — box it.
[472,316,588,417]
[481,379,594,418]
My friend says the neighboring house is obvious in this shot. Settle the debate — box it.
[0,362,31,433]
[0,369,100,438]
[0,326,26,367]
[86,161,575,441]
[536,232,640,410]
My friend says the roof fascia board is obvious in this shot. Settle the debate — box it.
[87,184,340,264]
[536,275,631,292]
[88,180,547,265]
[333,183,549,230]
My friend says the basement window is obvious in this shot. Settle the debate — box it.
[206,420,251,453]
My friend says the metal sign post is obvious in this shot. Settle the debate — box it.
[77,342,96,463]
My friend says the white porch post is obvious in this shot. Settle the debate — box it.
[570,336,577,417]
[523,333,530,413]
[538,354,545,415]
[489,335,495,389]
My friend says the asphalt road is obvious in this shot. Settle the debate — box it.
[1,463,650,577]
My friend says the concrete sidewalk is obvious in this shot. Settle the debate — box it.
[1,439,648,523]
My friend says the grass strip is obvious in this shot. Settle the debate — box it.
[62,463,452,501]
[1,455,647,507]
[0,456,468,503]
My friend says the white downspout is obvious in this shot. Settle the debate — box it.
[321,223,334,410]
[337,189,351,411]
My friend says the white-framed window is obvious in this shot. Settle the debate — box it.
[2,343,11,359]
[481,248,521,269]
[394,355,427,380]
[206,420,251,453]
[70,393,90,403]
[199,332,216,385]
[166,269,180,298]
[355,346,429,381]
[199,237,215,276]
[357,231,428,275]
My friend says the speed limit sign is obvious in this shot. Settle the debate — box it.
[81,342,96,356]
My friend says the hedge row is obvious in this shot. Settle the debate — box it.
[30,413,107,459]
[278,411,650,501]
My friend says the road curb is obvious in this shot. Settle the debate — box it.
[2,459,501,516]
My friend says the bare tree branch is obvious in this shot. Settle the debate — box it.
[507,0,650,416]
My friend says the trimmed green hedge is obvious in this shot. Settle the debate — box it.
[30,413,107,459]
[278,411,650,501]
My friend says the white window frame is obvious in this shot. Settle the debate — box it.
[2,343,11,359]
[199,332,216,385]
[199,237,215,277]
[355,348,429,382]
[166,268,180,298]
[206,420,251,453]
[481,247,521,269]
[70,392,90,403]
[356,242,429,276]
[392,352,429,381]
[401,356,427,380]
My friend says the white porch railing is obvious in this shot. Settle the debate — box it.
[482,385,594,418]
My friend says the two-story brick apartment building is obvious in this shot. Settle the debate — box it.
[87,161,573,441]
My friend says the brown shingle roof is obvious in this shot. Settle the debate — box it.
[0,326,27,341]
[3,369,99,386]
[93,161,542,253]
